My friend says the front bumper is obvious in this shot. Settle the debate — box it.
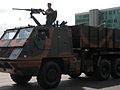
[0,60,21,74]
[0,59,42,76]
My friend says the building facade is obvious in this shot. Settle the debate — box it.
[75,7,120,29]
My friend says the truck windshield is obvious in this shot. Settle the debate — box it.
[1,30,17,40]
[16,28,33,39]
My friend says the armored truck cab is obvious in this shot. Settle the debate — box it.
[0,25,76,88]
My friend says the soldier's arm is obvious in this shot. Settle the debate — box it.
[41,9,46,15]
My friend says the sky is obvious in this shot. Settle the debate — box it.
[0,0,120,35]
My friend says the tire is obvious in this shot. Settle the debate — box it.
[37,61,61,89]
[10,74,32,85]
[111,59,120,79]
[94,59,111,80]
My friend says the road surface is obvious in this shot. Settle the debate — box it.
[0,73,120,90]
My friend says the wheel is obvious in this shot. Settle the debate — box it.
[94,59,111,80]
[10,74,32,85]
[69,73,81,78]
[111,59,120,78]
[37,61,61,89]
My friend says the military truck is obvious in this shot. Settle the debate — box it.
[0,8,120,89]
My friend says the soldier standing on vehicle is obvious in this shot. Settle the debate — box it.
[42,3,57,26]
